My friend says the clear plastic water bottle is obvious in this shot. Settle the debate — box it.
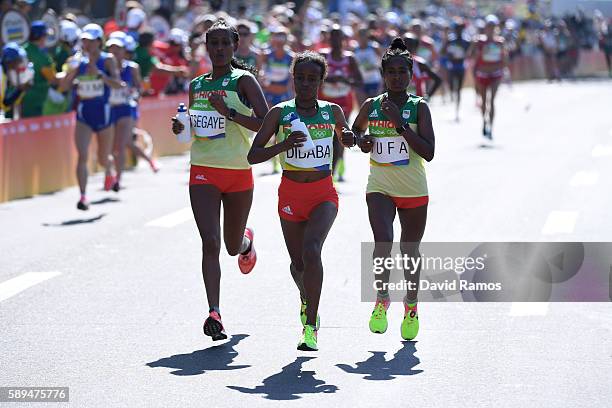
[176,103,191,143]
[289,112,315,152]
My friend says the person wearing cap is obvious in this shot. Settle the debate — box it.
[148,28,189,95]
[22,20,59,118]
[54,20,81,74]
[261,25,295,107]
[126,8,147,42]
[62,23,124,210]
[468,14,507,139]
[0,42,31,119]
[133,30,188,96]
[235,21,261,74]
[106,34,156,190]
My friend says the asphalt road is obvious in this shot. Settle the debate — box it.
[1,79,611,407]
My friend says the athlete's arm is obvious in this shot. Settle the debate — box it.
[421,62,442,98]
[397,100,435,162]
[331,103,356,147]
[131,63,143,97]
[247,106,305,164]
[235,73,269,131]
[103,56,125,89]
[351,98,374,153]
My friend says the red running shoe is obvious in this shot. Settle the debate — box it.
[104,174,115,191]
[238,227,256,274]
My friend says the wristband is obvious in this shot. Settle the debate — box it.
[227,108,237,121]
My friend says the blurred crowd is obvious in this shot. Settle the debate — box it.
[1,0,611,120]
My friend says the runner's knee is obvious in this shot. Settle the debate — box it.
[202,235,221,256]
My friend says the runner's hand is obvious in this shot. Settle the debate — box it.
[358,134,374,153]
[283,131,307,150]
[209,93,230,116]
[340,128,356,147]
[381,95,403,127]
[171,117,184,135]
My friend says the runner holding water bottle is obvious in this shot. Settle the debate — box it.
[170,19,268,341]
[62,24,123,210]
[247,51,356,351]
[352,38,435,341]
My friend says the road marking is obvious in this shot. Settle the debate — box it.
[569,171,599,186]
[541,211,578,235]
[146,207,193,228]
[591,144,612,157]
[509,302,549,316]
[0,272,61,303]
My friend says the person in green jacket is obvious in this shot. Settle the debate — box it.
[22,21,59,118]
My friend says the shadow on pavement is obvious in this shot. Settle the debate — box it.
[42,214,107,226]
[146,334,250,376]
[90,197,120,205]
[336,341,423,380]
[227,356,338,400]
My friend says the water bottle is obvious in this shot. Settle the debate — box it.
[176,103,191,143]
[289,112,315,152]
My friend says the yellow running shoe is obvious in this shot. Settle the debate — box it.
[401,302,419,340]
[369,296,390,334]
[297,324,318,351]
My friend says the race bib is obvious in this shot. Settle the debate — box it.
[109,86,131,105]
[371,135,410,166]
[322,82,351,98]
[189,107,226,139]
[267,64,289,83]
[483,44,502,63]
[285,137,332,169]
[77,78,104,99]
[448,44,465,59]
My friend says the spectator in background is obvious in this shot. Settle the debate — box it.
[15,0,35,17]
[599,19,612,77]
[235,21,261,73]
[133,31,188,96]
[22,21,58,118]
[126,8,147,42]
[149,28,189,95]
[0,42,32,119]
[54,20,81,72]
[187,32,210,78]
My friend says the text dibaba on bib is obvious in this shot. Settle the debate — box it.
[285,137,332,169]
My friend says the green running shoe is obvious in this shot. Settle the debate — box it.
[401,302,419,340]
[300,300,320,330]
[297,324,318,351]
[369,297,390,334]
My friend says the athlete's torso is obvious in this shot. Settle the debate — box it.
[189,68,254,169]
[366,93,428,197]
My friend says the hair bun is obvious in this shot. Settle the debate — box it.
[389,37,407,51]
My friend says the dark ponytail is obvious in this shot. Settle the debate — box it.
[381,36,413,72]
[205,18,258,75]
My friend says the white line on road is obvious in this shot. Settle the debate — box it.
[146,207,193,228]
[0,272,61,303]
[508,302,549,316]
[541,211,578,235]
[591,144,612,157]
[569,171,599,187]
